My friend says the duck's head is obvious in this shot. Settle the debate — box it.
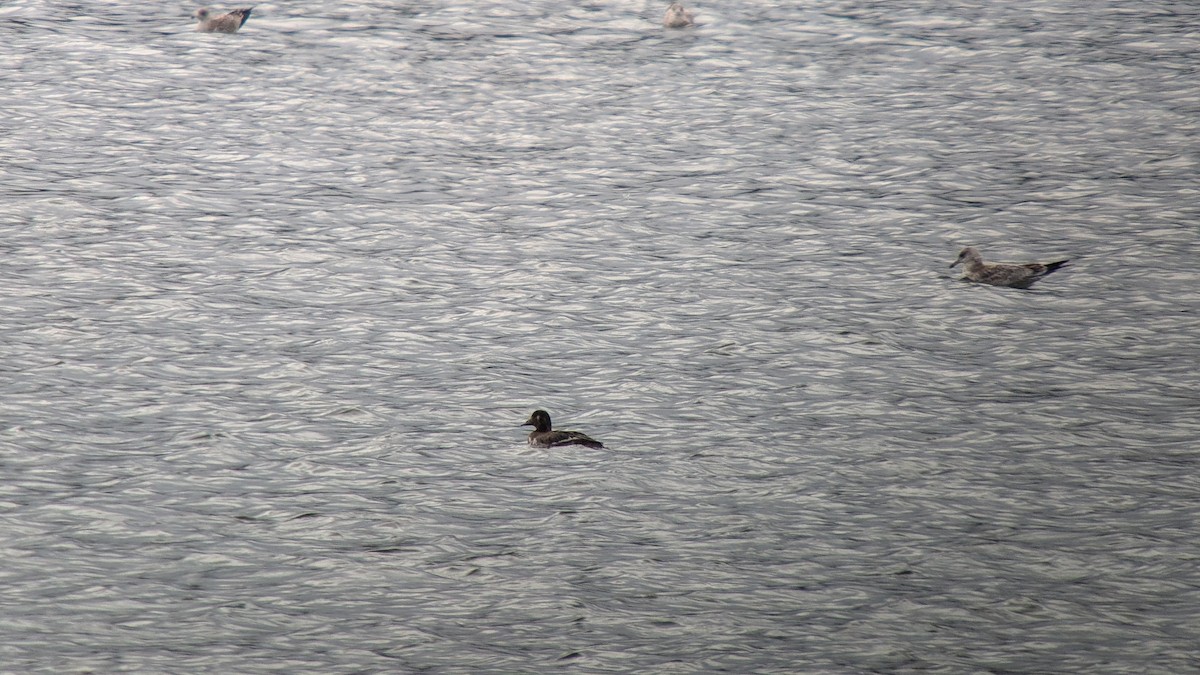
[522,410,552,432]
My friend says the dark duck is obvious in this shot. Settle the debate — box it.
[522,410,604,449]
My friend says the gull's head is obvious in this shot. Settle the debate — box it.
[950,247,980,268]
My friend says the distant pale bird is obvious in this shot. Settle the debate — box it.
[195,6,253,33]
[663,2,695,28]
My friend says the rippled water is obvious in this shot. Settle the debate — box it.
[2,0,1198,671]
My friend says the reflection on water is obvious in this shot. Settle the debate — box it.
[1,0,1198,671]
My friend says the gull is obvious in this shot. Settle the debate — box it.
[950,246,1070,289]
[663,2,695,28]
[195,7,253,33]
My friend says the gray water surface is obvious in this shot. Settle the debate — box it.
[2,0,1199,672]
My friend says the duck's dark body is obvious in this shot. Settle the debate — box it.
[522,410,604,449]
